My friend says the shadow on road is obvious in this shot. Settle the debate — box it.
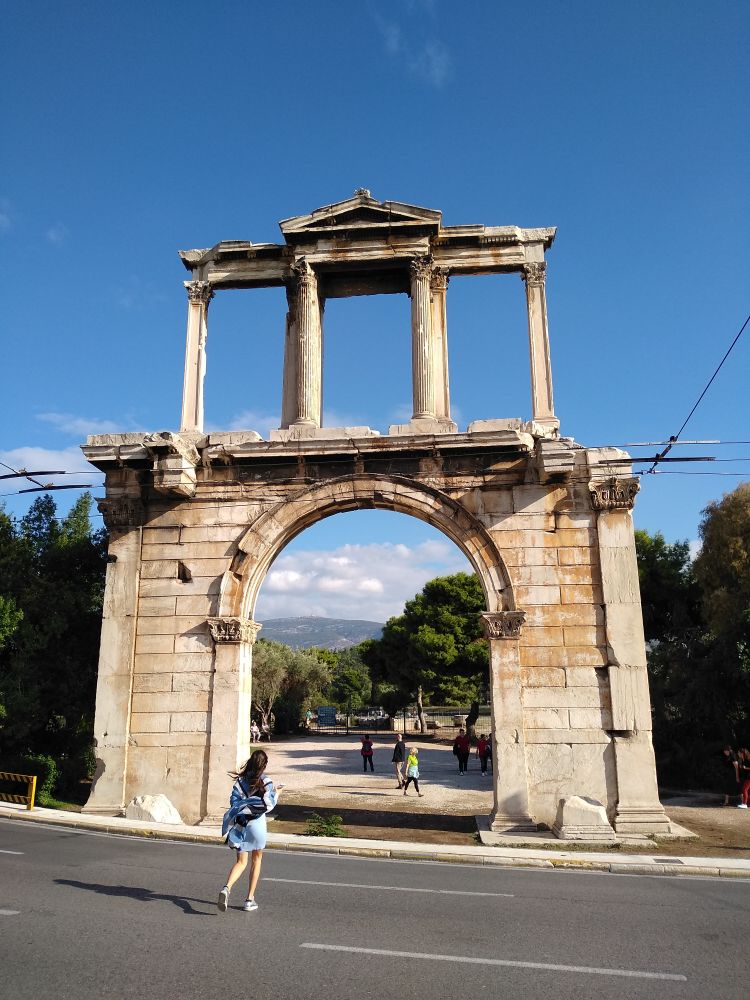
[55,879,214,916]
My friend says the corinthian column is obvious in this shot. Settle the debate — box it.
[291,258,322,427]
[410,256,437,419]
[521,262,558,429]
[180,280,214,433]
[430,266,450,420]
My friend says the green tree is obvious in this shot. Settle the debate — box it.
[0,494,107,793]
[329,646,372,710]
[251,639,333,734]
[362,572,487,730]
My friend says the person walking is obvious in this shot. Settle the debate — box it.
[453,728,471,774]
[392,732,407,788]
[721,745,739,806]
[403,746,423,797]
[361,734,375,772]
[737,748,750,809]
[218,749,282,913]
[476,733,490,775]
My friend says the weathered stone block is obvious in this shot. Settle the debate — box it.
[560,584,603,604]
[524,707,569,729]
[522,666,566,687]
[520,646,607,669]
[569,707,613,728]
[140,560,179,580]
[125,793,183,825]
[171,672,211,692]
[170,712,210,732]
[136,615,206,636]
[512,485,568,514]
[138,596,178,617]
[134,652,213,673]
[525,686,608,709]
[131,691,210,714]
[515,585,561,606]
[175,594,217,616]
[130,713,170,734]
[132,674,173,694]
[135,634,174,654]
[175,632,213,653]
[524,604,604,628]
[551,796,616,841]
[522,626,564,647]
[139,576,222,598]
[564,626,606,647]
[501,547,559,567]
[558,547,596,566]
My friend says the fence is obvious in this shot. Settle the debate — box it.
[309,705,492,737]
[0,771,37,810]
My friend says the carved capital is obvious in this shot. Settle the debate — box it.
[354,187,371,198]
[410,255,433,282]
[207,617,262,644]
[521,262,546,287]
[589,476,640,511]
[292,257,315,284]
[97,497,144,530]
[430,266,449,291]
[186,280,214,305]
[480,611,526,639]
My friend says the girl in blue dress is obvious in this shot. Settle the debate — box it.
[218,749,282,913]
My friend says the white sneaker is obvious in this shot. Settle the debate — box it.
[217,887,229,912]
[243,899,259,911]
[737,804,748,809]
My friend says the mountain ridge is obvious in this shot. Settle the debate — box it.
[258,616,384,650]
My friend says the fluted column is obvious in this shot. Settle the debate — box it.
[430,267,450,420]
[180,280,213,433]
[291,258,322,427]
[521,262,558,429]
[410,256,436,419]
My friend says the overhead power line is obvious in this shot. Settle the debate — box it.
[645,311,750,474]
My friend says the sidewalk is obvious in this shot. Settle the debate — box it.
[2,802,750,880]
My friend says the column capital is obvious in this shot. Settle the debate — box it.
[480,611,526,639]
[96,497,144,531]
[430,266,450,291]
[207,617,262,644]
[589,476,640,511]
[185,280,214,304]
[410,254,433,281]
[292,257,315,283]
[521,262,546,287]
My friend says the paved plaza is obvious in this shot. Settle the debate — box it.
[255,734,494,813]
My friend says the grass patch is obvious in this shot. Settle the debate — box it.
[304,812,346,837]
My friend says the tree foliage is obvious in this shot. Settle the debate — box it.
[361,572,488,712]
[637,484,750,786]
[0,494,107,793]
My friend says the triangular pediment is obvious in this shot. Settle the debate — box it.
[279,190,441,240]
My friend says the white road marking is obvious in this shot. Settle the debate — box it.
[0,909,20,916]
[300,943,687,981]
[266,877,513,897]
[0,849,23,855]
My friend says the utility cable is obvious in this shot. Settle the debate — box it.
[645,311,750,474]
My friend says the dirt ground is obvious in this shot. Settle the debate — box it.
[261,736,750,856]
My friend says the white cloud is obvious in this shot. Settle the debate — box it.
[226,410,280,437]
[37,412,123,436]
[411,40,452,88]
[46,223,68,245]
[256,540,470,622]
[688,539,701,560]
[0,446,101,492]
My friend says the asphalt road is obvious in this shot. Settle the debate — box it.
[1,818,748,1000]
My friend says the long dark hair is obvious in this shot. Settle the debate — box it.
[231,749,268,794]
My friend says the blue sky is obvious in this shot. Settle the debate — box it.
[2,2,748,620]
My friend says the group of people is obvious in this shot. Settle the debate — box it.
[360,733,423,795]
[721,745,750,807]
[453,728,492,775]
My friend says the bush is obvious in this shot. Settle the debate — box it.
[0,753,58,805]
[304,812,346,837]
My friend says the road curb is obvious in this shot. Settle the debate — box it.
[1,806,749,879]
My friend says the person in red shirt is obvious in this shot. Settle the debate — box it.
[360,735,374,772]
[476,734,490,775]
[453,728,471,774]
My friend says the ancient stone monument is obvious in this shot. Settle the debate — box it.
[82,191,669,835]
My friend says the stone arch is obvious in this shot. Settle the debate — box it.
[217,473,516,619]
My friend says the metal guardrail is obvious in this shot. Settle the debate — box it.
[0,771,37,810]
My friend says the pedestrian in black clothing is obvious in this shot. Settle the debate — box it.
[392,732,407,788]
[721,745,739,806]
